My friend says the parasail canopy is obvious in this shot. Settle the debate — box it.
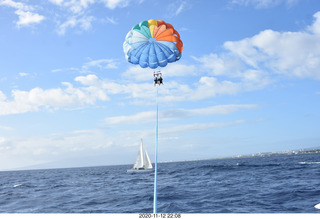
[123,19,183,69]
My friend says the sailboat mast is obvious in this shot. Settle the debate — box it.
[140,139,144,168]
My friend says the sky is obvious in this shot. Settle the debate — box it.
[0,0,320,171]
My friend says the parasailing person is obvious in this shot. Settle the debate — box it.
[154,72,163,86]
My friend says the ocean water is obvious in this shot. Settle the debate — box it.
[1,153,320,213]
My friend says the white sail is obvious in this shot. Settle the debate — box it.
[133,140,144,169]
[139,139,144,168]
[144,150,153,169]
[133,150,141,169]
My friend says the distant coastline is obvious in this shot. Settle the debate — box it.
[164,147,320,164]
[231,148,320,159]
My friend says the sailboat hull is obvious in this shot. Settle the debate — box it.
[127,168,153,173]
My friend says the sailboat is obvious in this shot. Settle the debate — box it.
[127,139,153,173]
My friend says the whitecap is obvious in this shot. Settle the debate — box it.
[298,161,320,164]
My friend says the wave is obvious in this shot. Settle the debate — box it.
[191,164,233,170]
[298,161,320,164]
[189,163,281,171]
[236,163,281,167]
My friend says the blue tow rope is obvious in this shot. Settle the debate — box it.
[153,84,158,214]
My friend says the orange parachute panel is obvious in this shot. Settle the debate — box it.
[176,40,183,53]
[156,20,165,26]
[157,35,178,42]
[153,25,167,38]
[155,28,175,41]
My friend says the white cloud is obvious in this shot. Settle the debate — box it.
[105,104,258,125]
[106,110,155,125]
[49,0,95,14]
[82,58,119,71]
[122,66,154,82]
[166,0,187,18]
[0,91,7,101]
[68,0,95,14]
[159,77,241,102]
[230,0,299,9]
[57,15,95,35]
[100,74,242,104]
[162,120,246,135]
[0,0,45,27]
[15,9,45,27]
[308,11,320,35]
[1,0,133,33]
[0,128,116,169]
[105,17,117,24]
[49,0,64,5]
[194,11,320,83]
[73,74,155,101]
[50,0,131,34]
[75,74,100,85]
[122,62,198,82]
[193,53,242,77]
[0,0,32,10]
[0,69,259,116]
[224,28,320,80]
[0,78,109,115]
[49,0,131,13]
[101,0,131,10]
[122,63,265,103]
[52,58,118,73]
[175,1,185,16]
[0,125,13,131]
[18,72,29,77]
[75,72,258,105]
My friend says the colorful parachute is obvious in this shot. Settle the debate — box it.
[123,19,183,69]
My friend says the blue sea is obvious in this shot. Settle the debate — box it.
[1,153,320,213]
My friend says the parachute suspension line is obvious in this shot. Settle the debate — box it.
[153,71,162,214]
